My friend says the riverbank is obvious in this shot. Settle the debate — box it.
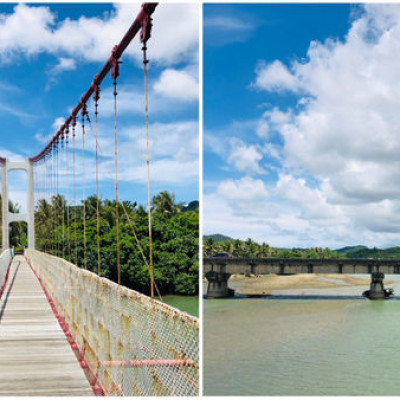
[229,273,388,295]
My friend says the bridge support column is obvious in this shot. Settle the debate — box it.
[367,272,386,299]
[27,160,35,250]
[205,271,233,298]
[2,159,35,250]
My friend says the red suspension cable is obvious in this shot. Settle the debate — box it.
[29,3,157,164]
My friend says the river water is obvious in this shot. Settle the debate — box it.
[163,295,199,317]
[204,275,400,395]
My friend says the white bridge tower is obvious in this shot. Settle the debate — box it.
[1,159,35,250]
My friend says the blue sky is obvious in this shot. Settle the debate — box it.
[204,4,400,249]
[0,3,198,212]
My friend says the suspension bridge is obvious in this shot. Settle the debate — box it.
[0,3,199,396]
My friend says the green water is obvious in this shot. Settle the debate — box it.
[163,295,199,317]
[204,276,400,395]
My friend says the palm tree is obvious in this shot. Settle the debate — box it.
[151,191,181,216]
[203,238,215,257]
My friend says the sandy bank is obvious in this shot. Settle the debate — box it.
[230,273,389,295]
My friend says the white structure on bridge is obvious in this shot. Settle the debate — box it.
[1,159,35,250]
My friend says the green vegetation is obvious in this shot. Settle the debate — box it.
[31,191,198,296]
[204,235,400,260]
[336,245,400,259]
[203,236,344,259]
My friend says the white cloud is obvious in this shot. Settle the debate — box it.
[52,117,65,132]
[153,68,198,101]
[95,82,195,119]
[58,119,197,186]
[231,4,400,246]
[0,147,24,162]
[217,177,269,202]
[203,192,338,248]
[50,57,76,75]
[256,119,269,138]
[120,158,198,185]
[227,139,266,174]
[204,11,259,46]
[204,120,259,159]
[275,174,345,223]
[0,3,198,66]
[204,15,247,32]
[253,60,300,93]
[206,5,400,248]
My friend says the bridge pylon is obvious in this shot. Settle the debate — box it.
[1,159,35,250]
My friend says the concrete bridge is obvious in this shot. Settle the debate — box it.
[203,257,400,298]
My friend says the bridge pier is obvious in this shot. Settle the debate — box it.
[365,272,387,299]
[205,270,234,298]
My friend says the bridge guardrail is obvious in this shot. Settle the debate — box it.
[0,249,12,298]
[26,250,199,396]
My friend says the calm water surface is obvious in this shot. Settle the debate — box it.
[163,295,198,317]
[204,275,400,395]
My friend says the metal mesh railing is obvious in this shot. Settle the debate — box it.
[25,249,199,396]
[0,249,12,296]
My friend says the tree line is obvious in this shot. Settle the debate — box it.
[5,191,199,296]
[203,236,345,259]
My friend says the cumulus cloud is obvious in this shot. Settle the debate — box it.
[253,60,301,93]
[227,139,266,175]
[0,3,198,66]
[120,158,198,185]
[88,119,198,185]
[32,117,198,191]
[217,177,269,202]
[203,191,349,248]
[153,68,198,101]
[206,5,400,247]
[248,5,400,241]
[95,82,195,119]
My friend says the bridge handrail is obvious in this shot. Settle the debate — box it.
[0,249,12,298]
[26,249,199,396]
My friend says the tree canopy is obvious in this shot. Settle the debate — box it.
[31,191,199,296]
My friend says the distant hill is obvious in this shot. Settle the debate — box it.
[204,234,234,242]
[336,245,369,255]
[336,245,400,259]
[181,201,199,212]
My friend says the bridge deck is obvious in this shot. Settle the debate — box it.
[0,256,93,396]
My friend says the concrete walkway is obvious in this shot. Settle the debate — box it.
[0,256,93,396]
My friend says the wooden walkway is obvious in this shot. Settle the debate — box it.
[0,256,93,396]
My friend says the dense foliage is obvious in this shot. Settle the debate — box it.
[31,191,198,296]
[203,236,345,259]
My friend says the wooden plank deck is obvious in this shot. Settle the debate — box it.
[0,256,93,396]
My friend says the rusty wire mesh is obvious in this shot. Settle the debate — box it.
[26,249,199,396]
